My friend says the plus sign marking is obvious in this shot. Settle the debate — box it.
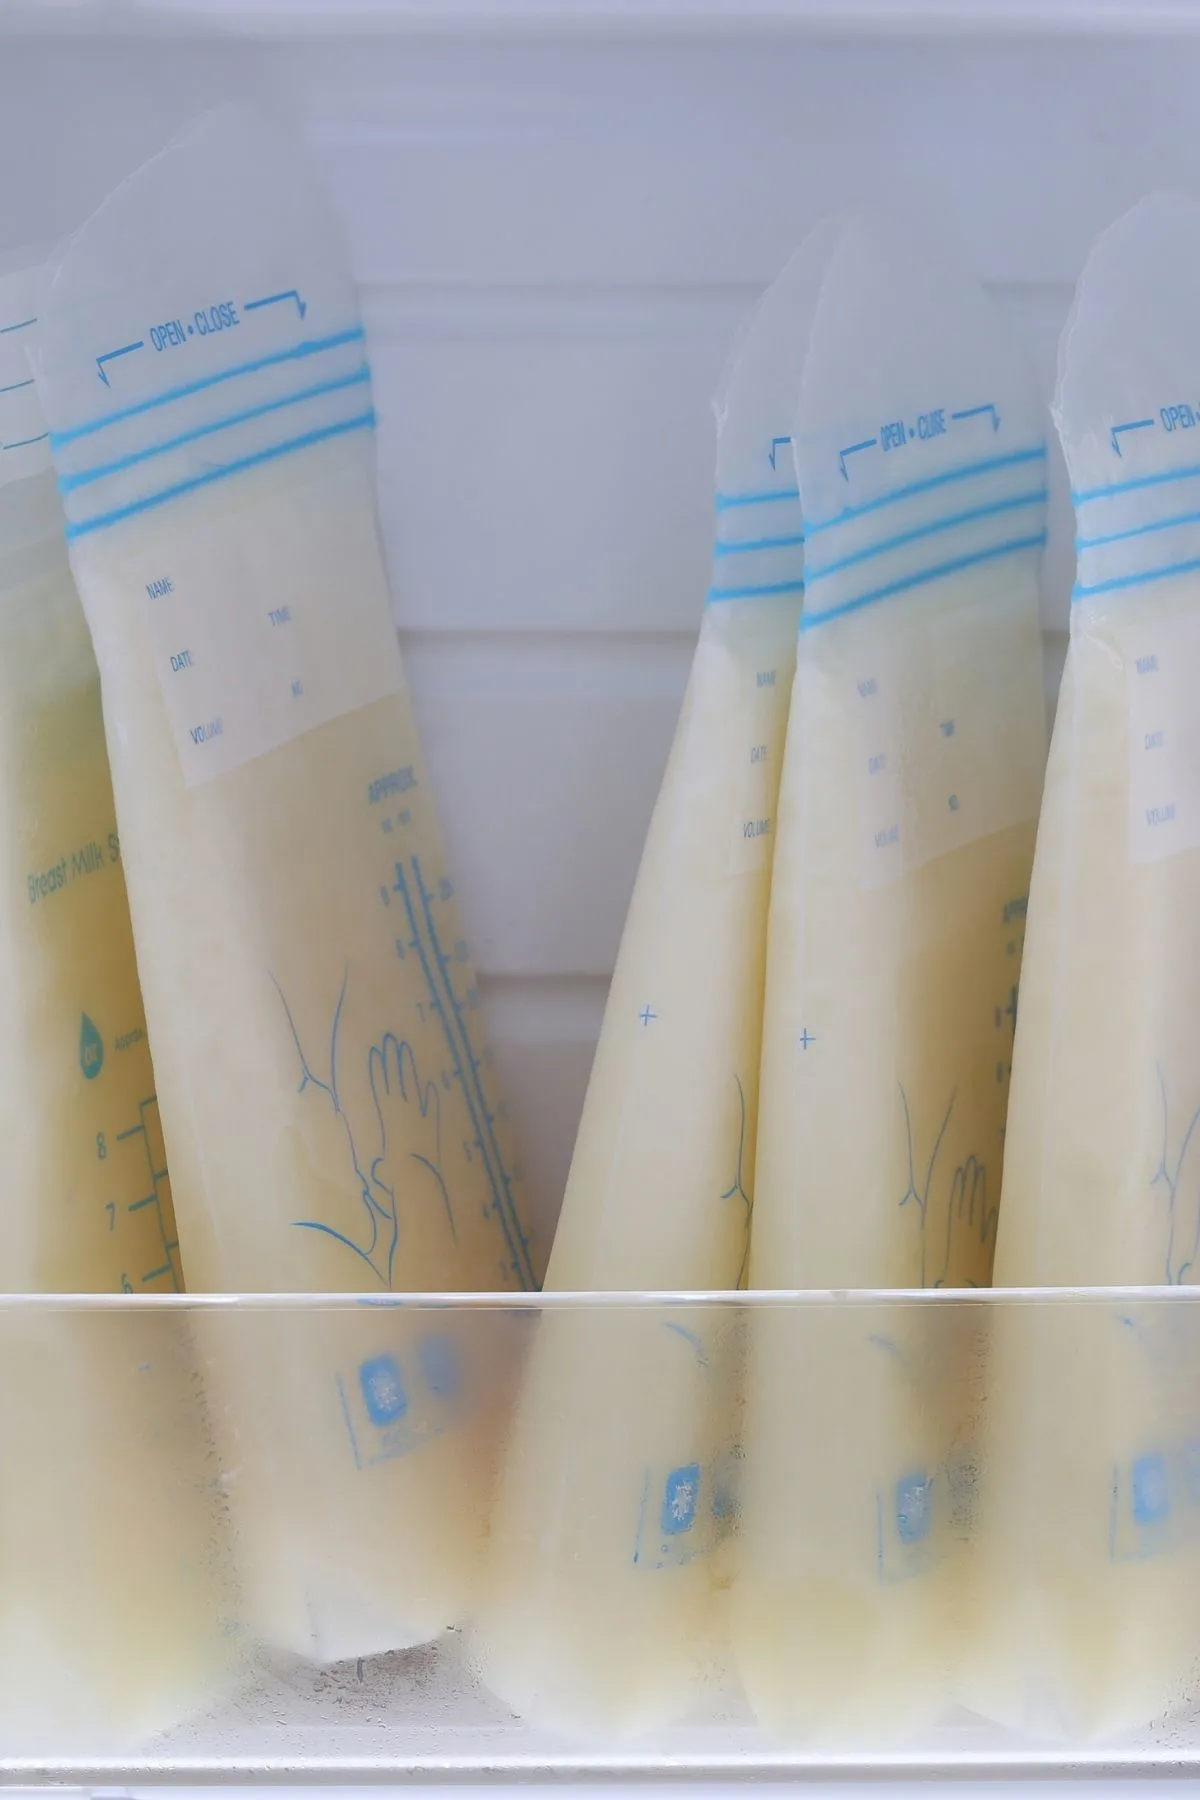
[640,1006,658,1028]
[798,1028,816,1050]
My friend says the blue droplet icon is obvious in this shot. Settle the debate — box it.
[79,1013,104,1081]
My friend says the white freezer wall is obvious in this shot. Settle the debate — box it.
[0,15,1193,1250]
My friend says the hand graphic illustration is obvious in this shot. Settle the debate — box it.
[1154,1067,1200,1285]
[898,1085,996,1287]
[275,968,452,1288]
[367,1031,456,1277]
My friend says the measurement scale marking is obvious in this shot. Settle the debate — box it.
[392,858,532,1289]
[117,1094,180,1290]
[411,856,534,1289]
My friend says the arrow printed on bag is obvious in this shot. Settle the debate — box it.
[838,437,877,481]
[951,403,1001,434]
[96,341,144,386]
[244,289,307,320]
[1111,417,1156,457]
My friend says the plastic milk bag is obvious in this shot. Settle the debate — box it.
[0,257,179,1292]
[736,215,1047,1746]
[34,110,539,1664]
[470,228,838,1738]
[0,256,232,1751]
[976,193,1200,1741]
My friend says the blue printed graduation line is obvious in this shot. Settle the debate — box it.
[0,316,35,335]
[805,445,1047,538]
[713,530,805,557]
[805,488,1047,585]
[59,366,372,494]
[1076,503,1200,553]
[1073,551,1200,602]
[51,325,366,450]
[707,576,806,604]
[64,409,375,542]
[714,484,800,512]
[1073,457,1200,507]
[411,857,536,1293]
[0,377,32,395]
[799,532,1046,631]
[391,855,535,1293]
[2,432,47,451]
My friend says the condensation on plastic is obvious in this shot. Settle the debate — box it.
[0,1292,1195,1778]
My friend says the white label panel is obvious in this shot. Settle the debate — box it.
[1122,606,1200,865]
[851,665,906,890]
[843,590,1044,890]
[120,475,405,787]
[727,651,786,875]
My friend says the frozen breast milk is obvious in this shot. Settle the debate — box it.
[974,194,1200,1740]
[0,1304,236,1756]
[470,229,838,1738]
[734,217,1047,1746]
[0,262,179,1294]
[34,111,539,1664]
[0,258,232,1751]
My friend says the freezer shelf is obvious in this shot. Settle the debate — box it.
[0,1289,1195,1779]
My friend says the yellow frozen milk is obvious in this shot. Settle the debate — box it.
[734,216,1047,1746]
[0,1302,237,1757]
[0,258,233,1752]
[976,194,1200,1740]
[34,111,539,1664]
[0,263,179,1295]
[471,228,838,1738]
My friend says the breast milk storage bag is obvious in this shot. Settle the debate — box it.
[734,217,1047,1745]
[0,258,231,1750]
[973,194,1200,1741]
[471,228,837,1738]
[34,109,539,1665]
[0,259,181,1295]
